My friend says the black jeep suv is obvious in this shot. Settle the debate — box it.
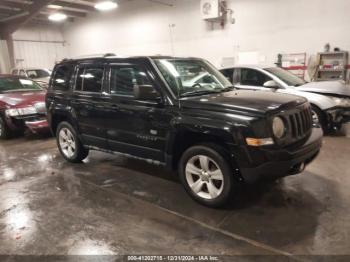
[46,55,323,207]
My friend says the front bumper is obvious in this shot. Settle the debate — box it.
[5,114,49,134]
[25,119,49,133]
[326,107,350,128]
[238,128,323,183]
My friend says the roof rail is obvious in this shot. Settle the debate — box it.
[62,53,117,61]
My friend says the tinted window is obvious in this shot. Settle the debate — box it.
[52,64,74,91]
[82,68,103,93]
[220,68,234,83]
[75,68,84,91]
[240,69,271,86]
[110,66,152,96]
[75,67,103,93]
[26,69,50,79]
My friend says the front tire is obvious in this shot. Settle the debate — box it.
[0,117,10,139]
[178,144,235,207]
[56,122,89,163]
[311,105,329,133]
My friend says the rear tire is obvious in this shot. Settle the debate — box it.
[0,117,10,139]
[56,121,89,163]
[178,144,235,208]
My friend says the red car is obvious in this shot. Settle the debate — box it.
[0,75,49,139]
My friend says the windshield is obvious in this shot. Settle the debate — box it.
[154,59,232,97]
[26,69,51,79]
[265,67,306,87]
[0,78,42,93]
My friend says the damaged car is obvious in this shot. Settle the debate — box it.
[0,75,49,139]
[221,65,350,133]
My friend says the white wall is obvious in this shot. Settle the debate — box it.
[63,0,350,68]
[12,25,68,70]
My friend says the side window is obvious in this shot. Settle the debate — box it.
[19,70,26,77]
[220,69,234,83]
[26,70,37,78]
[75,68,84,91]
[52,64,74,91]
[75,67,104,93]
[240,69,271,86]
[232,69,240,84]
[110,65,152,96]
[12,70,18,75]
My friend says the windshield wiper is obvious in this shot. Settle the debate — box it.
[219,86,236,92]
[180,90,221,97]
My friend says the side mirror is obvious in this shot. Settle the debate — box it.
[263,80,279,89]
[134,84,161,101]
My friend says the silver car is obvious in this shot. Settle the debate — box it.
[220,65,350,132]
[11,68,51,89]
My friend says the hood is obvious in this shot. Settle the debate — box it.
[34,76,50,84]
[180,90,307,116]
[0,90,46,108]
[296,81,350,97]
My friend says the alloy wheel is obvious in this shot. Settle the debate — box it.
[58,128,76,158]
[311,110,320,125]
[185,155,224,200]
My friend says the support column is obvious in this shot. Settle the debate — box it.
[5,34,15,69]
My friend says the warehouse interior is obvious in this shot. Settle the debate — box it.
[0,0,350,260]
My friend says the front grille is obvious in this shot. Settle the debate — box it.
[287,105,313,139]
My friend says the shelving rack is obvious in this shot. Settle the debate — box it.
[315,51,348,81]
[281,53,307,79]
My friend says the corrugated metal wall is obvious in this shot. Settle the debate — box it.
[0,40,12,74]
[13,40,67,70]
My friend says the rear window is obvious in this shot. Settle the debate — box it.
[0,78,42,93]
[52,64,74,91]
[75,67,104,93]
[26,69,50,79]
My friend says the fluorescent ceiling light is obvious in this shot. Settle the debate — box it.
[47,4,63,9]
[48,13,67,22]
[94,1,118,11]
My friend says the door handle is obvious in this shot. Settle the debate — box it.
[111,104,119,110]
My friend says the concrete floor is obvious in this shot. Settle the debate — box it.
[0,134,350,260]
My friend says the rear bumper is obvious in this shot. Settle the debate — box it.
[239,128,323,183]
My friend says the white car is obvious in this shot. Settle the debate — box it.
[11,68,51,89]
[220,65,350,132]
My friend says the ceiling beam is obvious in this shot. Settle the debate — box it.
[54,1,96,12]
[42,9,87,18]
[0,0,56,37]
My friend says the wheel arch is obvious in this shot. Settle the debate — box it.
[166,127,240,173]
[50,112,78,136]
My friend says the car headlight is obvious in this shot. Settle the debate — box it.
[5,108,20,117]
[331,97,350,107]
[5,106,37,117]
[272,116,286,139]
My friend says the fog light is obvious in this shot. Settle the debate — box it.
[246,137,274,146]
